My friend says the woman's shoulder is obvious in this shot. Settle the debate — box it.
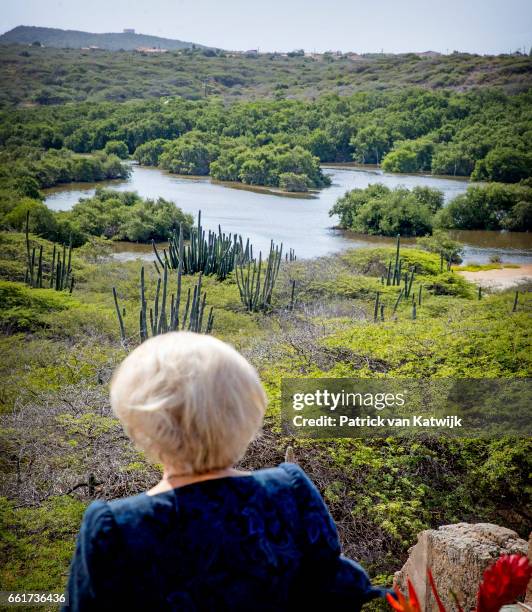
[251,462,321,502]
[82,464,318,525]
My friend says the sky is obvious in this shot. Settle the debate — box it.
[1,0,531,55]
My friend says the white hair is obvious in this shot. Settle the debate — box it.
[110,331,266,474]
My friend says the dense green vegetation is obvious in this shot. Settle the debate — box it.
[436,182,532,231]
[1,44,531,107]
[0,230,530,592]
[330,184,442,236]
[1,87,530,194]
[331,182,532,235]
[66,189,193,243]
[0,188,193,246]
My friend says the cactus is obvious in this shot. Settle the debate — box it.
[25,211,73,291]
[478,285,482,300]
[285,249,297,262]
[113,262,214,344]
[152,212,253,281]
[412,301,417,320]
[380,303,385,322]
[393,288,404,314]
[112,287,126,344]
[373,291,380,322]
[235,241,283,312]
[392,234,401,285]
[289,279,296,310]
[512,291,519,312]
[418,285,423,306]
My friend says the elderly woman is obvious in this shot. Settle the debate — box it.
[65,332,383,610]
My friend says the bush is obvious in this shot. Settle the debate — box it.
[103,140,129,159]
[134,139,171,166]
[65,188,193,242]
[472,147,532,183]
[159,132,218,175]
[436,183,532,231]
[210,143,330,189]
[0,281,76,331]
[278,172,311,192]
[330,184,437,236]
[416,230,464,264]
[423,272,472,297]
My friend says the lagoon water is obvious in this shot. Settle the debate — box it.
[44,165,532,264]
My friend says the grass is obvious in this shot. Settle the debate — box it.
[454,263,522,272]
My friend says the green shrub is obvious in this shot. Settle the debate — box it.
[436,183,532,231]
[103,140,129,159]
[330,184,439,236]
[0,281,76,331]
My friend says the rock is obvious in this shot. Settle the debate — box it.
[394,523,528,612]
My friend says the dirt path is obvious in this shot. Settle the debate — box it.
[458,264,532,291]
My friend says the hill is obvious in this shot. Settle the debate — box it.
[0,25,211,51]
[0,42,530,107]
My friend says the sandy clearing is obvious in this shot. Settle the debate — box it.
[458,264,532,291]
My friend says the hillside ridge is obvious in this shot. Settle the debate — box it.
[0,25,212,51]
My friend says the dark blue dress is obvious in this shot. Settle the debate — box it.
[65,463,383,611]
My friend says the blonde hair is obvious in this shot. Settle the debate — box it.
[110,331,266,474]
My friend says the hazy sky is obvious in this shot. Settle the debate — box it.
[1,0,531,54]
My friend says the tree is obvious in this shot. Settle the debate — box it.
[159,132,218,175]
[134,139,171,166]
[350,125,390,164]
[472,147,532,183]
[436,183,531,231]
[417,230,464,263]
[104,140,129,159]
[381,138,434,173]
[431,144,476,176]
[330,183,436,236]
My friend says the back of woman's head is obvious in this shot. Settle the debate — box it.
[110,331,266,474]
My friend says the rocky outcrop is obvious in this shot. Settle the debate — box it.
[394,523,528,611]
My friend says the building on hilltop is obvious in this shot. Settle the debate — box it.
[135,46,168,53]
[123,28,135,34]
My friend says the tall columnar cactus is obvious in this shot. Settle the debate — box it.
[373,291,380,322]
[289,279,296,311]
[152,212,253,281]
[392,234,401,285]
[235,241,283,312]
[404,265,416,298]
[286,248,297,262]
[25,211,73,292]
[113,259,214,345]
[387,235,403,287]
[393,288,404,315]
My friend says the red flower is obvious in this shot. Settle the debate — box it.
[476,554,532,612]
[387,579,422,612]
